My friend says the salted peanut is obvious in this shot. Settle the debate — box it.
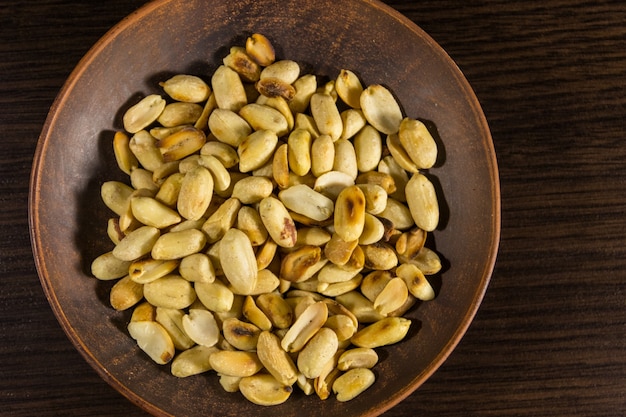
[272,143,290,189]
[179,253,215,283]
[386,132,418,173]
[236,206,268,246]
[379,155,409,202]
[123,94,166,134]
[118,188,152,232]
[353,126,383,174]
[160,74,210,103]
[191,91,215,131]
[222,318,261,352]
[324,314,357,342]
[258,96,295,132]
[157,126,206,162]
[362,242,398,271]
[219,228,258,295]
[143,274,196,309]
[129,257,178,284]
[127,320,175,365]
[395,263,435,301]
[101,181,134,216]
[151,161,180,186]
[335,69,363,109]
[258,197,297,248]
[197,155,229,193]
[332,368,375,402]
[297,373,315,396]
[355,171,396,195]
[246,33,275,66]
[157,102,203,128]
[177,154,201,174]
[256,331,298,386]
[405,173,439,232]
[131,301,156,322]
[373,277,409,316]
[351,317,411,349]
[360,84,403,135]
[319,273,362,297]
[314,348,343,400]
[360,270,392,302]
[340,109,366,141]
[195,279,234,312]
[231,176,273,205]
[297,328,339,379]
[130,196,181,229]
[260,59,300,84]
[279,245,322,283]
[107,218,125,245]
[256,293,294,329]
[317,80,337,100]
[281,301,328,352]
[334,185,366,242]
[309,134,335,177]
[290,74,317,114]
[317,262,362,284]
[278,184,334,222]
[168,217,206,233]
[250,269,280,295]
[378,198,415,230]
[109,275,143,311]
[224,46,261,82]
[211,65,248,112]
[153,172,183,207]
[91,251,131,280]
[407,247,442,275]
[112,131,139,175]
[217,374,241,393]
[345,244,365,270]
[335,291,385,323]
[296,227,331,247]
[354,125,383,172]
[240,373,292,406]
[242,295,272,331]
[129,130,164,171]
[177,166,214,221]
[171,345,218,378]
[398,117,438,169]
[150,125,190,141]
[324,233,359,266]
[151,228,206,260]
[256,238,278,271]
[288,295,317,320]
[200,141,239,168]
[287,129,312,176]
[129,168,158,193]
[395,227,427,259]
[358,213,384,245]
[256,77,296,101]
[240,104,289,139]
[208,108,252,147]
[332,139,358,180]
[209,350,263,378]
[155,307,195,350]
[200,198,241,243]
[112,225,160,261]
[310,93,343,141]
[238,129,279,172]
[181,308,220,347]
[294,113,321,138]
[338,348,378,371]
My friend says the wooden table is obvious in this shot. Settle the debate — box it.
[2,0,625,415]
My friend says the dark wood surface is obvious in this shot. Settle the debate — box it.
[1,0,624,416]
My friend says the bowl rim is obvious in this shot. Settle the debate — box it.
[29,0,501,415]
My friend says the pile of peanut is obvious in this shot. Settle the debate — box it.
[91,33,442,405]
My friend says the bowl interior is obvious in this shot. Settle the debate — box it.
[30,0,500,416]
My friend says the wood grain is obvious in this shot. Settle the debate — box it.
[1,0,625,416]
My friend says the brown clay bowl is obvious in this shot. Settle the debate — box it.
[29,0,500,416]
